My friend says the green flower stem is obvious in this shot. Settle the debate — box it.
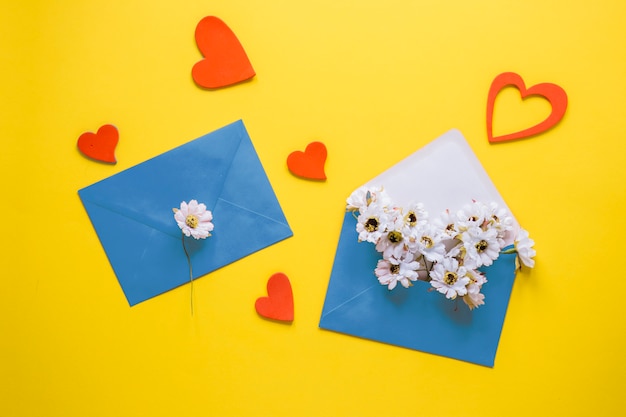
[181,233,194,315]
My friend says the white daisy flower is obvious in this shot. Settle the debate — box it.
[514,228,536,268]
[375,207,407,258]
[462,268,487,310]
[434,209,459,240]
[465,268,487,287]
[356,202,390,244]
[403,202,428,229]
[484,202,514,243]
[346,186,390,212]
[173,200,214,239]
[462,285,485,310]
[374,254,421,290]
[459,226,501,268]
[455,201,488,232]
[407,223,446,263]
[429,256,470,299]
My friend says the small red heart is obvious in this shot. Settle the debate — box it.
[287,142,327,180]
[77,124,118,163]
[192,16,256,89]
[255,273,294,322]
[487,72,568,143]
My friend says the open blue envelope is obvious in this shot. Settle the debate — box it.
[78,120,293,306]
[319,129,520,367]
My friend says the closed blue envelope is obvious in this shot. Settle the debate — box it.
[78,120,293,306]
[319,130,520,367]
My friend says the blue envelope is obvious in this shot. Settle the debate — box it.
[319,130,520,367]
[78,120,293,306]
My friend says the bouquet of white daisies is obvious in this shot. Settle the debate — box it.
[346,186,535,310]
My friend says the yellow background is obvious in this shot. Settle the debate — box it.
[1,1,625,416]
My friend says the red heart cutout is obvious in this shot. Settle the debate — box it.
[192,16,256,89]
[77,124,118,163]
[487,72,568,143]
[255,273,294,322]
[287,142,327,180]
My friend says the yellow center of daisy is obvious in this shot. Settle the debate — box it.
[364,217,379,232]
[444,271,458,285]
[390,264,400,274]
[185,214,199,229]
[387,231,403,243]
[421,236,433,248]
[475,240,488,252]
[406,212,417,226]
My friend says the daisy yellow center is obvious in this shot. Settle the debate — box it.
[364,217,379,232]
[475,240,488,252]
[185,214,199,229]
[444,271,458,285]
[421,236,433,248]
[445,224,456,233]
[406,212,417,226]
[388,231,403,243]
[390,264,400,274]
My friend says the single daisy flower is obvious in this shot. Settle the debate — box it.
[407,223,446,263]
[375,208,407,258]
[429,256,470,299]
[356,203,390,244]
[403,202,428,230]
[375,254,421,290]
[173,199,214,239]
[462,285,486,310]
[455,201,488,232]
[462,268,487,309]
[434,208,459,240]
[514,228,536,268]
[484,202,514,245]
[459,226,500,268]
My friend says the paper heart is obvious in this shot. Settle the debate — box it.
[192,16,256,89]
[77,124,118,163]
[287,142,327,180]
[255,273,294,322]
[487,72,568,143]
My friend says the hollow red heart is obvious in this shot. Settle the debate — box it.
[486,72,568,143]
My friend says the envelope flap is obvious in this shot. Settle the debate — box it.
[78,121,245,238]
[218,129,290,226]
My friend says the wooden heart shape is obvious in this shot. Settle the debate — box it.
[487,72,568,143]
[192,16,256,89]
[77,124,118,163]
[255,273,294,322]
[287,142,327,180]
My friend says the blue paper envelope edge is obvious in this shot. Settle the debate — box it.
[319,213,516,367]
[78,120,293,306]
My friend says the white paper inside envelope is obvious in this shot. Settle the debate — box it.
[363,129,519,243]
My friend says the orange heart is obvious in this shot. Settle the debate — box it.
[487,72,568,143]
[255,273,294,322]
[287,142,327,180]
[192,16,256,89]
[77,124,118,164]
